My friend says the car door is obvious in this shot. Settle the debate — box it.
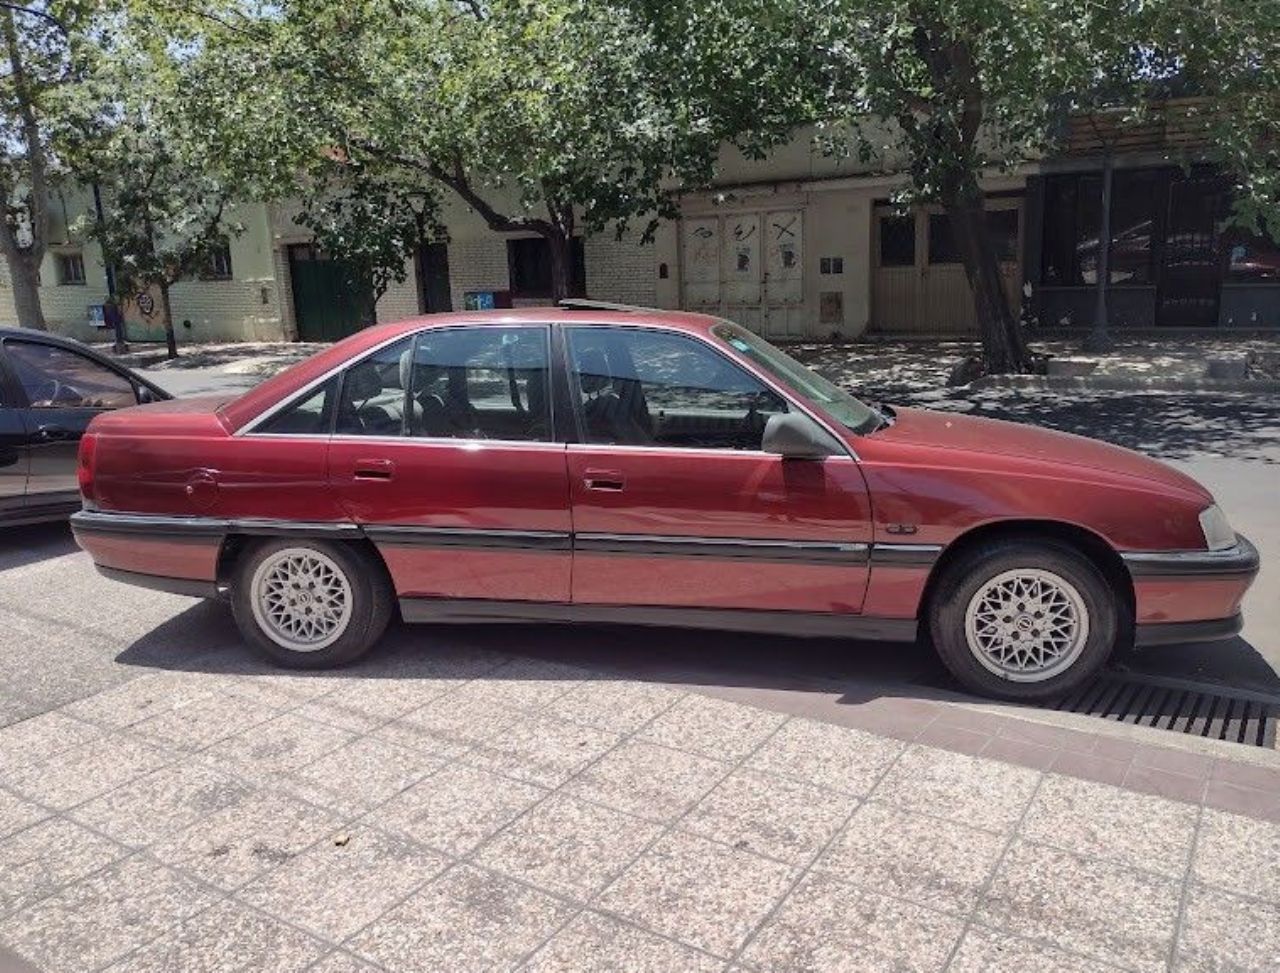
[0,356,30,519]
[2,337,145,512]
[326,325,572,604]
[563,324,873,614]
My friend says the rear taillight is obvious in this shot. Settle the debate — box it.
[77,432,98,505]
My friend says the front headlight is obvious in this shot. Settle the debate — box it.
[1198,504,1236,551]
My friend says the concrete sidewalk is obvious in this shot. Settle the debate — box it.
[1,636,1277,973]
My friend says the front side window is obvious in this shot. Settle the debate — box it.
[5,340,137,409]
[567,327,786,450]
[405,327,551,441]
[713,323,882,435]
[334,337,414,437]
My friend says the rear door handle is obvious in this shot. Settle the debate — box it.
[583,469,625,492]
[37,424,72,442]
[353,458,395,481]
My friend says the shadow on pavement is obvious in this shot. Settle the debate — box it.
[0,522,78,575]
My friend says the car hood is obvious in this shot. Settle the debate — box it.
[874,406,1211,501]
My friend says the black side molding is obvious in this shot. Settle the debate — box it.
[96,565,222,599]
[1134,614,1243,647]
[1122,535,1259,579]
[399,597,918,642]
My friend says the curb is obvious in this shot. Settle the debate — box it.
[969,374,1280,394]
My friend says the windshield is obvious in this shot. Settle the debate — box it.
[713,322,884,435]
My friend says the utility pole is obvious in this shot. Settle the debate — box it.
[92,181,127,353]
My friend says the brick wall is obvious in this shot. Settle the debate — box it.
[447,238,511,311]
[376,259,422,323]
[584,232,657,305]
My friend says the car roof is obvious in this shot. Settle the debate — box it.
[220,307,726,431]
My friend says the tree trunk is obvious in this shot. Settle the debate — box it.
[1082,152,1115,353]
[942,187,1029,374]
[8,254,47,331]
[546,230,573,303]
[158,281,178,359]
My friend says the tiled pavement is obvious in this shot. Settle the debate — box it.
[2,640,1279,973]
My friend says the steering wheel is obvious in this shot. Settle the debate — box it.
[32,378,81,406]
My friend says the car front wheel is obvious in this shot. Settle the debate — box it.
[231,539,392,669]
[928,539,1119,701]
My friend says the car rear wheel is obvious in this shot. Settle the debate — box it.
[231,539,392,669]
[928,539,1119,701]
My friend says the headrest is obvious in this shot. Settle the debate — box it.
[345,361,383,401]
[577,347,610,395]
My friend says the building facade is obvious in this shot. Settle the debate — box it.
[5,120,1277,345]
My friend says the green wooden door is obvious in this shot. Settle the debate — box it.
[289,246,374,341]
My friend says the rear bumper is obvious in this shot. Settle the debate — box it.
[1134,613,1243,647]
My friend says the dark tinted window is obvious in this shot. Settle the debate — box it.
[6,340,137,409]
[1044,171,1157,285]
[568,327,785,450]
[929,210,1018,265]
[405,327,551,441]
[254,378,337,435]
[507,237,585,298]
[878,215,915,267]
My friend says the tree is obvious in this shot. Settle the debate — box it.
[199,0,727,303]
[0,1,92,331]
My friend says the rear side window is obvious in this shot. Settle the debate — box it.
[6,340,138,409]
[254,377,338,435]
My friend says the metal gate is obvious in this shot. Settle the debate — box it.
[680,210,805,339]
[288,245,374,342]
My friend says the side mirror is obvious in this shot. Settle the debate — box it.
[762,412,842,459]
[136,385,157,405]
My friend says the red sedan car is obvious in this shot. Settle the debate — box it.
[70,304,1258,700]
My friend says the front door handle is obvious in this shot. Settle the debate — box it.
[37,424,72,442]
[583,469,625,492]
[353,458,395,481]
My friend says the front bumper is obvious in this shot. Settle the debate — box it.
[1124,535,1259,645]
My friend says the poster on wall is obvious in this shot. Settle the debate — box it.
[681,218,720,306]
[722,214,761,305]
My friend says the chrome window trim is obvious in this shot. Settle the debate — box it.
[234,323,554,439]
[556,321,859,461]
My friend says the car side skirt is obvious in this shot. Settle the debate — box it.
[399,597,919,642]
[1134,614,1243,647]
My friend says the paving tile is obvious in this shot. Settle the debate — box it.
[1208,757,1280,794]
[994,718,1099,754]
[1051,748,1132,788]
[747,718,904,797]
[916,721,990,755]
[1175,883,1280,973]
[348,864,574,972]
[461,656,587,711]
[639,693,786,762]
[204,712,356,782]
[1123,763,1207,805]
[873,745,1040,834]
[295,677,455,733]
[0,686,45,728]
[306,951,384,973]
[4,856,221,973]
[814,801,1006,916]
[1202,777,1280,824]
[7,732,173,810]
[377,692,521,758]
[0,818,128,917]
[131,690,280,753]
[1192,809,1280,901]
[1020,773,1198,877]
[742,871,964,973]
[977,839,1181,972]
[949,927,1121,972]
[564,741,729,823]
[0,788,48,841]
[70,761,254,847]
[682,768,857,865]
[0,711,102,775]
[150,789,347,891]
[476,793,660,899]
[62,673,223,729]
[525,910,723,972]
[979,735,1059,772]
[368,763,547,856]
[99,898,328,973]
[239,824,448,941]
[465,712,623,788]
[546,679,681,734]
[292,736,444,809]
[599,830,795,957]
[1133,743,1214,779]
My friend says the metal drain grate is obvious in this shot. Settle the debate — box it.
[1054,675,1279,748]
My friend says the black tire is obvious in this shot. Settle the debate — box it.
[927,537,1119,702]
[230,538,393,669]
